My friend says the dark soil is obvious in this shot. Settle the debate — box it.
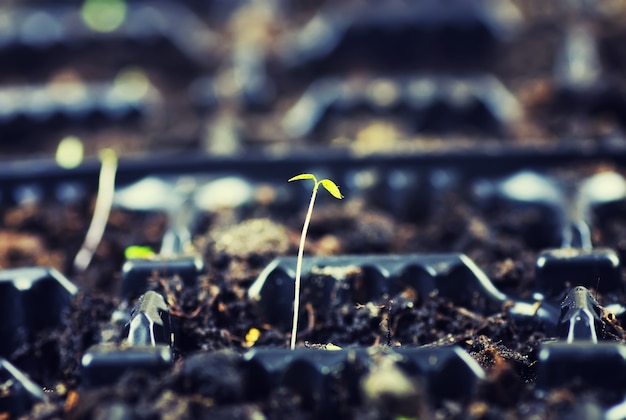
[1,161,626,418]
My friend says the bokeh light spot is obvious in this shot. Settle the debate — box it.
[82,0,127,33]
[56,136,84,169]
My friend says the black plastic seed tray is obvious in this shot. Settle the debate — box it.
[6,0,626,418]
[0,2,217,68]
[1,0,624,161]
[243,346,485,414]
[0,358,45,418]
[537,342,626,393]
[280,0,520,72]
[81,290,174,389]
[537,248,623,299]
[0,267,77,358]
[248,254,508,326]
[3,147,626,206]
[248,253,580,334]
[0,79,158,133]
[80,344,172,389]
[121,255,205,300]
[557,286,604,342]
[282,75,520,139]
[126,291,173,347]
[1,147,626,416]
[0,168,625,417]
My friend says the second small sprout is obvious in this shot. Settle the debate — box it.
[288,173,343,350]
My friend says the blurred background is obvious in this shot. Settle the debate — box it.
[2,0,626,162]
[3,0,626,291]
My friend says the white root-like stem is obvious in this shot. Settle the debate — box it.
[73,149,118,272]
[291,182,319,350]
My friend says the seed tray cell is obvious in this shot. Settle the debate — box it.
[280,0,522,72]
[121,255,205,300]
[0,2,217,68]
[536,342,626,393]
[536,248,622,298]
[0,358,45,418]
[80,290,174,389]
[3,148,626,208]
[243,346,485,412]
[248,253,577,342]
[282,75,520,139]
[248,254,508,326]
[557,286,603,342]
[127,291,173,347]
[80,344,172,389]
[0,267,77,358]
[0,79,158,132]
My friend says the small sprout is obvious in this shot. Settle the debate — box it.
[73,148,118,272]
[56,136,84,169]
[124,245,156,259]
[288,173,343,350]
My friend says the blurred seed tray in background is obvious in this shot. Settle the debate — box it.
[0,73,159,137]
[2,0,626,158]
[0,1,218,70]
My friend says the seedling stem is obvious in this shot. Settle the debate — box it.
[74,149,118,272]
[288,173,343,350]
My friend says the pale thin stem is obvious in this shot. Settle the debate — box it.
[73,150,118,272]
[291,183,318,350]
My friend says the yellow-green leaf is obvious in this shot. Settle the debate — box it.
[124,245,155,259]
[288,173,316,182]
[325,343,342,350]
[320,179,343,199]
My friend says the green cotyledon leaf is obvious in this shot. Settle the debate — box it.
[320,179,343,199]
[124,245,155,259]
[288,173,316,182]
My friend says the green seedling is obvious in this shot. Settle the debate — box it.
[124,245,156,259]
[288,173,343,350]
[73,148,118,272]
